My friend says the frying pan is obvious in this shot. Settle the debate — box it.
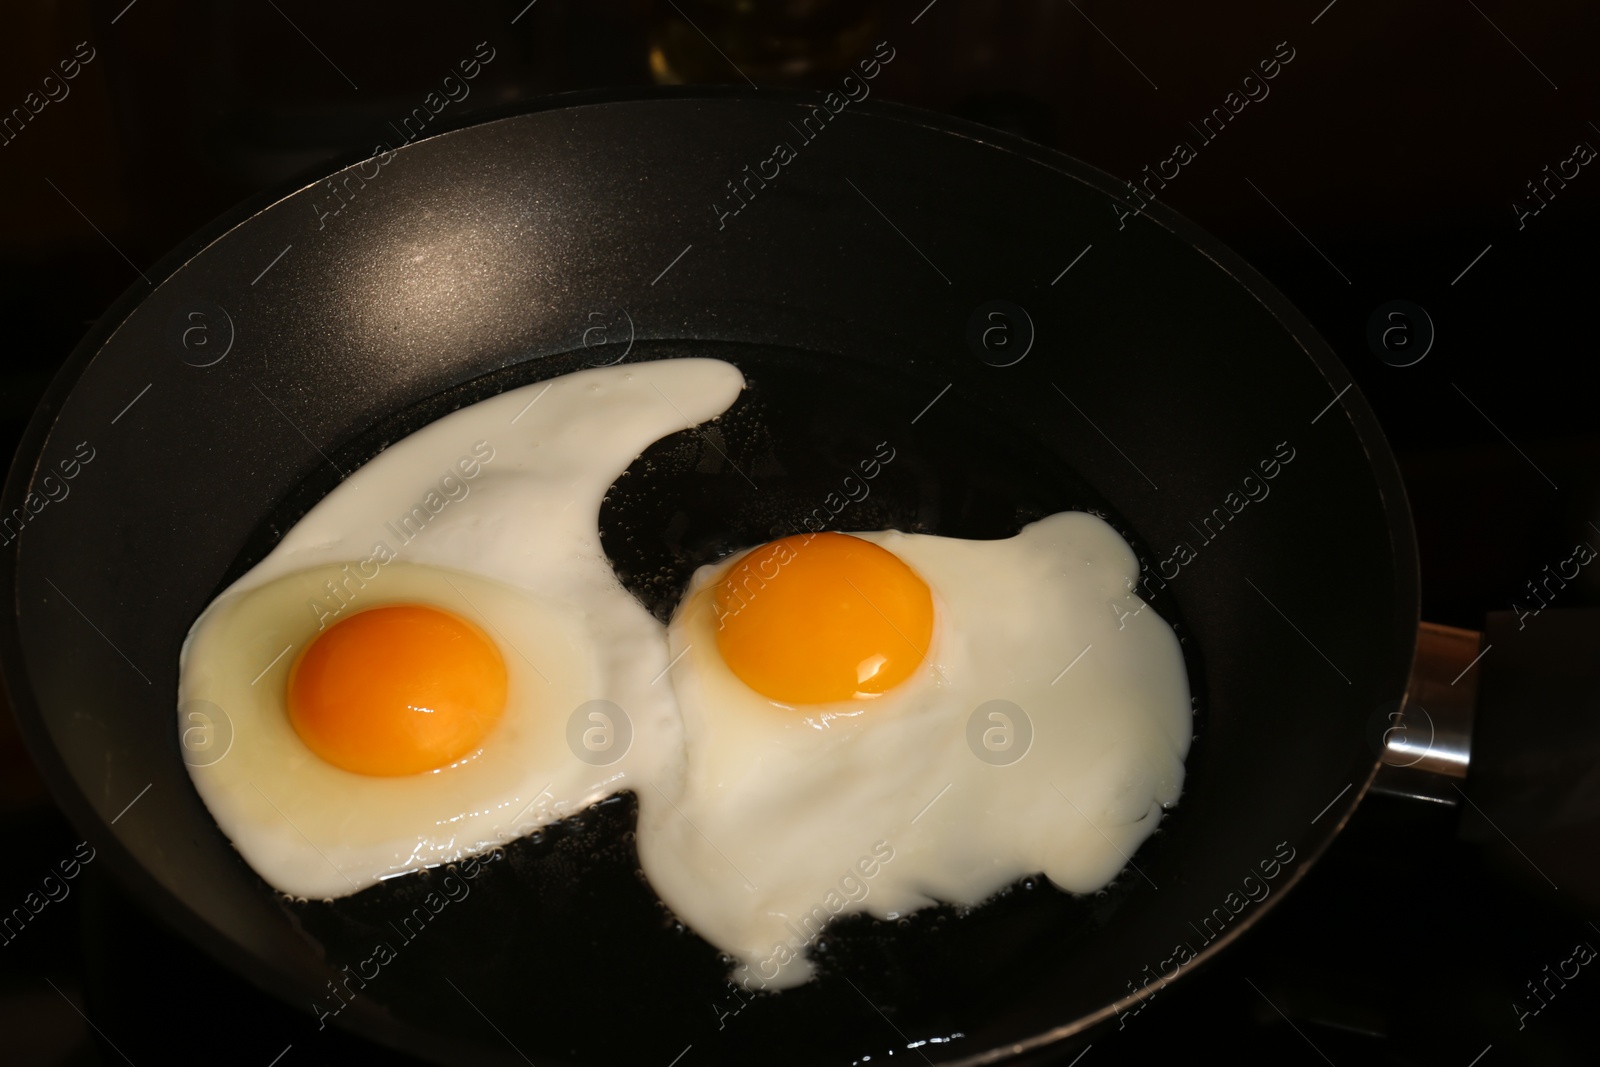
[0,89,1417,1065]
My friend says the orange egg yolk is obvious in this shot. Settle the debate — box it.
[712,532,934,704]
[287,604,507,776]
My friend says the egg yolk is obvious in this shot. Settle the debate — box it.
[712,532,934,704]
[287,604,507,776]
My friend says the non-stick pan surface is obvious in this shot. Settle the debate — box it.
[1,90,1417,1066]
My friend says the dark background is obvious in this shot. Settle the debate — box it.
[2,1,1597,1064]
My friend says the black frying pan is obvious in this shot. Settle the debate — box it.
[0,90,1416,1066]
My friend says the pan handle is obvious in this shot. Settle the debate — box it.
[1374,610,1600,837]
[1370,622,1478,805]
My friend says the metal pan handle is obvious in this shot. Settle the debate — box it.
[1375,610,1600,837]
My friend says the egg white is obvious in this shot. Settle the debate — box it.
[639,511,1192,990]
[178,358,747,897]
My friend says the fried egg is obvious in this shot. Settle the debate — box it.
[178,358,746,898]
[181,353,1192,992]
[639,514,1192,990]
